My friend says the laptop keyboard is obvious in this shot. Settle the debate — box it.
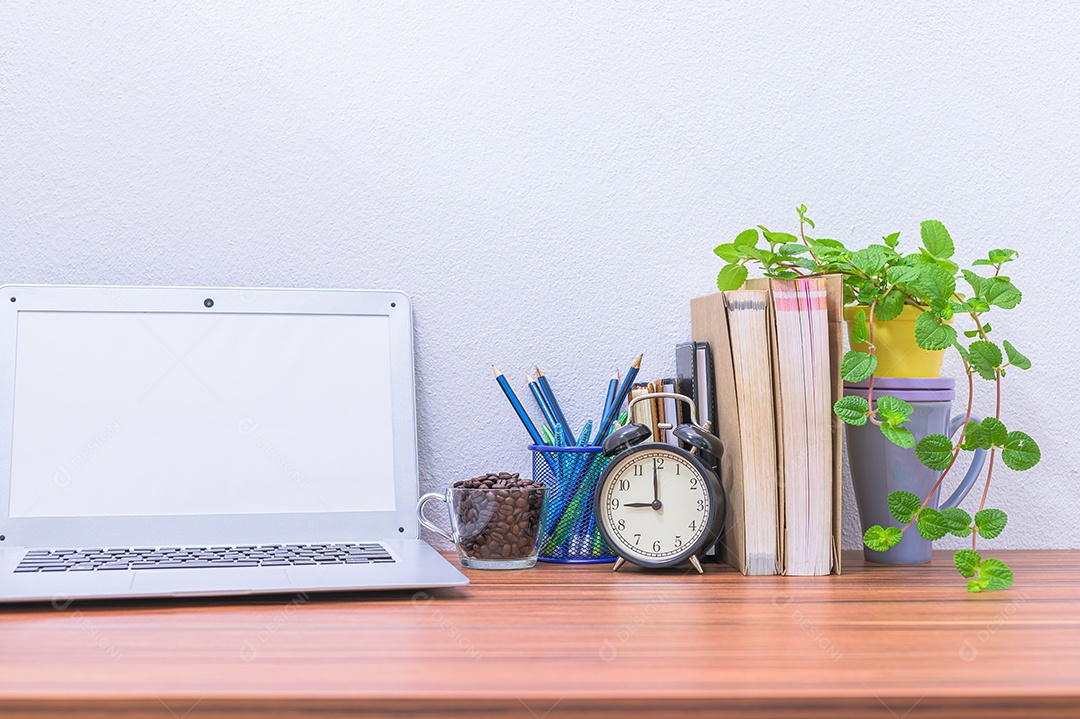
[14,543,395,573]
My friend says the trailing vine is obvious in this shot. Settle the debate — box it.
[714,206,1040,591]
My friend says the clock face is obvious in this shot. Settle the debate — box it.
[596,446,715,566]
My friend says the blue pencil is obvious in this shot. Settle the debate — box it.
[592,354,642,446]
[601,371,619,422]
[535,367,575,445]
[493,366,544,446]
[526,374,558,430]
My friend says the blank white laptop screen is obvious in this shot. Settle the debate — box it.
[8,310,396,518]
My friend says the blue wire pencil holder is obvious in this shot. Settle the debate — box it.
[529,445,616,563]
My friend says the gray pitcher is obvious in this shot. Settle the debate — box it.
[845,377,987,564]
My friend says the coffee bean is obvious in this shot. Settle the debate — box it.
[450,475,544,563]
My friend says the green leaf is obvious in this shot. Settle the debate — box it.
[961,269,985,297]
[916,265,957,302]
[888,490,922,523]
[979,417,1008,447]
[851,246,887,274]
[788,257,819,271]
[883,231,900,249]
[1002,431,1041,471]
[916,508,949,541]
[778,243,811,256]
[877,395,913,425]
[811,238,847,250]
[983,277,1022,309]
[915,434,954,471]
[759,227,799,246]
[886,265,920,285]
[930,297,955,320]
[940,507,973,537]
[974,509,1008,539]
[852,309,869,344]
[953,341,971,364]
[881,425,915,448]
[920,220,955,259]
[968,576,991,593]
[968,340,1003,380]
[834,395,870,426]
[914,312,958,350]
[959,419,985,451]
[979,558,1014,591]
[1003,340,1031,370]
[714,243,743,262]
[954,549,981,578]
[963,297,990,313]
[875,290,905,322]
[987,248,1018,264]
[734,228,759,249]
[840,351,878,383]
[863,525,903,552]
[717,263,749,291]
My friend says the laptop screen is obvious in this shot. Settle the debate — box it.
[8,310,397,518]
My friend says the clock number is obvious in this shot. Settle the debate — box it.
[654,457,665,471]
[617,519,625,531]
[633,465,644,477]
[619,479,631,491]
[675,535,682,547]
[633,533,641,546]
[696,498,705,511]
[610,497,620,510]
[652,540,661,552]
[676,464,681,476]
[689,519,697,531]
[689,477,698,490]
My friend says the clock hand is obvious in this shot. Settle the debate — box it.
[623,502,655,508]
[652,462,662,510]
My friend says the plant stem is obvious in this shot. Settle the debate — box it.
[865,298,881,425]
[798,215,821,265]
[978,371,1003,514]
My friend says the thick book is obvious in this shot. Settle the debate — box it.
[689,274,843,576]
[770,277,834,576]
[722,290,780,575]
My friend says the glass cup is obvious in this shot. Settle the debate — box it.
[416,485,547,569]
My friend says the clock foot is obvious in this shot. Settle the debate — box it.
[689,555,704,575]
[612,557,627,573]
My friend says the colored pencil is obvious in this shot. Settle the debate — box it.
[592,354,642,445]
[601,371,619,423]
[535,367,575,445]
[493,366,544,446]
[526,374,558,430]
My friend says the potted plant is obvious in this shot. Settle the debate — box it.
[713,205,1040,592]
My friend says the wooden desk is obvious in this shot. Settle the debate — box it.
[1,550,1078,718]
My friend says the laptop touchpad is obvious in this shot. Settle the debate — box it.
[132,568,291,595]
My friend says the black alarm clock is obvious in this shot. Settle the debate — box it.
[593,392,725,573]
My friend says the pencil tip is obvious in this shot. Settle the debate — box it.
[526,374,535,383]
[612,371,620,380]
[534,366,544,377]
[492,365,501,377]
[632,354,643,369]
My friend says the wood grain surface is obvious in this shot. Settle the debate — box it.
[1,550,1078,718]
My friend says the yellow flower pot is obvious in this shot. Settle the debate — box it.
[843,305,948,379]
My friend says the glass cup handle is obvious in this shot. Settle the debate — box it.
[416,492,454,543]
[940,414,987,509]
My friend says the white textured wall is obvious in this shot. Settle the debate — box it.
[2,3,1077,549]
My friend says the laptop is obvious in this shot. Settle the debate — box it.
[0,285,468,602]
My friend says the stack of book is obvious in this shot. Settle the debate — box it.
[689,275,843,576]
[628,379,685,446]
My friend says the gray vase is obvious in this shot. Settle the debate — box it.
[845,377,987,564]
